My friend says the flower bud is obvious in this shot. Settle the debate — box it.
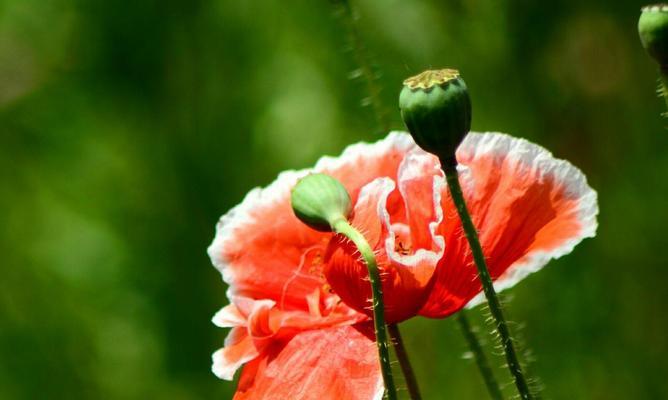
[399,68,471,165]
[291,173,352,232]
[639,4,668,67]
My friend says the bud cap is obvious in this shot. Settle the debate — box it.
[291,173,352,232]
[639,4,668,66]
[399,68,471,164]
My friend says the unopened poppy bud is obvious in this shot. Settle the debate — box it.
[639,4,668,67]
[399,68,471,165]
[291,173,352,232]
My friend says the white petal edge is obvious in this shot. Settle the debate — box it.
[313,131,416,172]
[460,132,599,308]
[207,169,310,300]
[211,305,245,328]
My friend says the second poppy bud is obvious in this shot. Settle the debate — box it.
[399,68,471,166]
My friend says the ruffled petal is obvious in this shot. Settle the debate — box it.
[211,296,365,382]
[420,132,598,317]
[212,327,259,380]
[383,150,445,271]
[212,304,247,328]
[233,324,383,400]
[207,132,417,311]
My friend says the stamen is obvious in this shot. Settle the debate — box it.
[393,234,413,255]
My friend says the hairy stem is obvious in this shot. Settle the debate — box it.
[333,219,397,400]
[333,0,390,133]
[388,324,421,400]
[659,67,668,115]
[457,313,504,400]
[442,161,533,400]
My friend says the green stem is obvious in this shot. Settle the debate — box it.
[442,160,533,400]
[332,219,397,400]
[457,313,504,400]
[333,0,390,133]
[388,324,421,400]
[659,67,668,115]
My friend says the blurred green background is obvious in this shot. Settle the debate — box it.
[1,0,666,398]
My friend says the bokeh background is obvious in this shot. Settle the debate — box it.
[1,0,666,398]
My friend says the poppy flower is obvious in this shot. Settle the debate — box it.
[208,131,598,399]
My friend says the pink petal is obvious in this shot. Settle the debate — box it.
[324,157,444,323]
[211,296,366,382]
[233,324,383,400]
[420,132,598,317]
[208,132,417,312]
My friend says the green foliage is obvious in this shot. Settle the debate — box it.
[1,0,667,399]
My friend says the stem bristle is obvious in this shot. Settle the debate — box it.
[331,0,391,134]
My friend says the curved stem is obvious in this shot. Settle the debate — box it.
[442,161,533,400]
[388,324,421,400]
[332,219,397,400]
[457,313,504,400]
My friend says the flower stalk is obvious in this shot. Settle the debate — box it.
[291,174,397,400]
[332,0,390,133]
[399,68,534,400]
[456,313,504,400]
[659,69,668,113]
[332,219,397,400]
[442,160,533,400]
[388,324,421,400]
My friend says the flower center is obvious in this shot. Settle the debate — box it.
[394,235,413,256]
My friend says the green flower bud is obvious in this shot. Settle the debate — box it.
[291,173,352,232]
[639,4,668,67]
[399,68,471,165]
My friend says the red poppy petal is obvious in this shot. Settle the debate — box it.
[420,132,598,317]
[350,178,397,249]
[208,169,328,311]
[325,169,442,323]
[323,179,395,320]
[379,150,444,283]
[394,151,445,253]
[208,133,417,312]
[233,324,383,400]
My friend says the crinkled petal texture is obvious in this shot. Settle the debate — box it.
[208,133,417,399]
[233,324,383,400]
[208,132,416,312]
[324,151,446,323]
[208,131,598,398]
[418,132,598,316]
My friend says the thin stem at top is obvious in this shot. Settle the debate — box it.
[333,0,390,133]
[457,312,504,400]
[388,324,421,400]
